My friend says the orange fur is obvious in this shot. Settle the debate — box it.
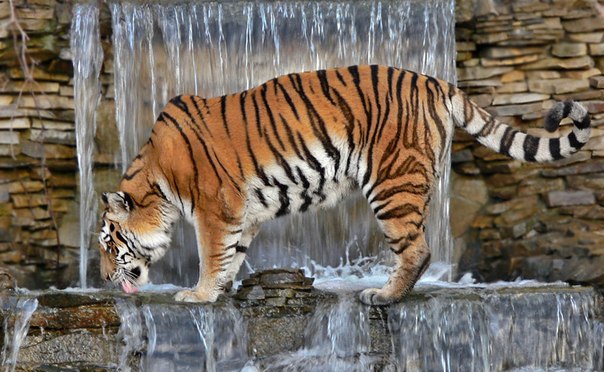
[98,65,590,304]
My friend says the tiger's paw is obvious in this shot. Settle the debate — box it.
[174,289,216,303]
[359,288,399,306]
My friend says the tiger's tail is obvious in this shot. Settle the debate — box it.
[451,89,591,162]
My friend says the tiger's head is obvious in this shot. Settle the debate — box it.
[98,191,179,293]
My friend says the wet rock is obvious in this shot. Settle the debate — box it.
[0,269,16,291]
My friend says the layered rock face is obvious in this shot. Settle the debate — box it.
[453,0,604,287]
[0,0,603,288]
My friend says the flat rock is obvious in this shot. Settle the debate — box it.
[501,70,525,83]
[528,79,590,94]
[522,56,594,70]
[496,82,527,94]
[21,142,76,160]
[568,32,604,43]
[458,66,513,81]
[480,46,543,59]
[486,101,550,117]
[551,42,587,57]
[0,118,30,130]
[564,68,601,80]
[563,17,604,33]
[542,160,604,177]
[492,93,549,106]
[481,54,540,67]
[590,75,604,89]
[553,89,603,101]
[545,190,596,207]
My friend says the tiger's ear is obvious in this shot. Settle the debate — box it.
[101,192,134,220]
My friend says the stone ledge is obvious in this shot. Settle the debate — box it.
[1,281,602,370]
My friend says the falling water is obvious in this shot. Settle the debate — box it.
[114,298,248,371]
[87,0,456,287]
[71,4,104,288]
[0,296,38,371]
[387,287,604,371]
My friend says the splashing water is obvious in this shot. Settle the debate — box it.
[72,0,456,288]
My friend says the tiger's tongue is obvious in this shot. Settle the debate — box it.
[121,281,138,294]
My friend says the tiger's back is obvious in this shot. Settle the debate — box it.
[100,65,590,305]
[150,66,452,224]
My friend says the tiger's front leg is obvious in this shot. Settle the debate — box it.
[175,194,244,303]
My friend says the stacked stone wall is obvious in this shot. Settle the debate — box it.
[454,0,604,287]
[0,1,115,288]
[0,0,602,289]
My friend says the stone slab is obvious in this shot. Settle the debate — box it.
[545,190,596,207]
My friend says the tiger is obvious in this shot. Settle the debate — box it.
[98,65,591,305]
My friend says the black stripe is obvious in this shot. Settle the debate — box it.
[123,167,142,181]
[220,95,231,136]
[317,69,335,105]
[523,135,540,162]
[254,188,268,208]
[235,245,248,253]
[369,183,430,205]
[390,233,420,254]
[568,131,584,150]
[376,203,421,221]
[499,126,517,157]
[260,85,286,150]
[562,100,573,118]
[252,92,264,137]
[425,78,448,155]
[298,134,326,201]
[331,88,356,175]
[275,81,300,121]
[241,91,270,186]
[161,112,201,208]
[576,113,590,129]
[273,177,290,217]
[290,73,341,179]
[549,138,563,160]
[190,96,212,135]
[281,114,304,161]
[335,70,347,86]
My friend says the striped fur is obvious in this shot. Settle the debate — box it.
[98,65,591,305]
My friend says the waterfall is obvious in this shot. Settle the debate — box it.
[387,288,604,371]
[71,4,104,288]
[114,298,248,371]
[73,0,456,287]
[0,297,38,371]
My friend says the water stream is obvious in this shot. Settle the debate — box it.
[71,4,104,289]
[114,297,248,371]
[0,296,38,372]
[55,2,603,372]
[74,0,456,288]
[109,282,604,371]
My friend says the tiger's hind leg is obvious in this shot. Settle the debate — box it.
[359,190,432,306]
